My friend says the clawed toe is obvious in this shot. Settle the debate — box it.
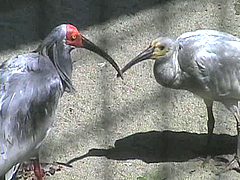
[213,154,240,174]
[15,160,63,179]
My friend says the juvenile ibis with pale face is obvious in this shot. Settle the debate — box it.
[0,24,123,179]
[118,30,240,170]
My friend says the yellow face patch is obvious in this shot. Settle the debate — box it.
[153,45,169,58]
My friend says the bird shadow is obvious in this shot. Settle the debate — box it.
[66,130,237,165]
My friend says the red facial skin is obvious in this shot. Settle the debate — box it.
[66,24,83,47]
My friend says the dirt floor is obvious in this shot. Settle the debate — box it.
[2,0,240,179]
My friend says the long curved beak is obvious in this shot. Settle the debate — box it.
[81,35,123,79]
[117,45,154,77]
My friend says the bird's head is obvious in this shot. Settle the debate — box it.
[66,24,123,79]
[151,37,173,59]
[117,37,176,76]
[36,24,123,79]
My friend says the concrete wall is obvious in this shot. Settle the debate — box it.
[1,0,240,179]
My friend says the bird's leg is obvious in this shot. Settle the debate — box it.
[231,107,240,168]
[204,99,215,160]
[237,119,240,161]
[33,156,44,180]
[219,104,240,172]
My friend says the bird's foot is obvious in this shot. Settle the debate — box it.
[223,155,240,173]
[213,154,240,174]
[15,161,64,179]
[41,162,64,177]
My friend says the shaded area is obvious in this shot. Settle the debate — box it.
[0,0,169,51]
[67,130,236,164]
[41,87,176,161]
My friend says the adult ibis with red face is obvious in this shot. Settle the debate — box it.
[0,24,123,179]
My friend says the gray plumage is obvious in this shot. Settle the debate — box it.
[120,30,240,167]
[0,26,66,177]
[0,24,122,179]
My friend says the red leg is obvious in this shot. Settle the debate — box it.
[33,157,45,180]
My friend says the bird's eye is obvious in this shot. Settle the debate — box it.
[71,35,77,40]
[159,45,165,50]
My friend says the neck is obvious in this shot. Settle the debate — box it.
[46,41,74,92]
[153,51,182,89]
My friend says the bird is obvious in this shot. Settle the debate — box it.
[118,29,240,170]
[0,23,123,180]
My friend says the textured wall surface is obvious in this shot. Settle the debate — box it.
[1,0,240,179]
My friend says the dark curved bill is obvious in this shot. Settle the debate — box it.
[117,45,154,77]
[81,35,123,79]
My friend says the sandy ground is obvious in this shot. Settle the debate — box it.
[2,0,240,179]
